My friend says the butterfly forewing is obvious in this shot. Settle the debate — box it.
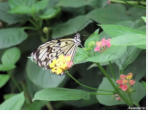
[31,36,80,69]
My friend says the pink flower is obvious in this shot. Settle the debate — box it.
[120,74,126,79]
[129,80,135,86]
[94,38,111,52]
[116,73,135,92]
[119,84,128,91]
[94,47,100,52]
[66,61,73,69]
[116,80,123,85]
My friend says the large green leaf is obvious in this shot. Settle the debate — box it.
[125,53,146,81]
[111,34,145,49]
[33,88,90,101]
[0,74,10,88]
[131,82,146,105]
[127,7,146,21]
[39,8,61,19]
[8,0,49,15]
[0,2,25,25]
[1,47,21,66]
[115,47,141,70]
[0,28,27,49]
[102,25,146,49]
[0,92,25,110]
[57,0,94,8]
[102,24,145,38]
[0,64,15,71]
[26,59,65,88]
[88,4,130,24]
[52,15,91,38]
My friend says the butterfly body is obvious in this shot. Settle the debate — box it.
[31,33,81,69]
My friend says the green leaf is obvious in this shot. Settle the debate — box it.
[102,25,146,49]
[1,47,21,65]
[115,47,141,70]
[88,4,130,24]
[52,15,91,38]
[87,46,127,65]
[23,101,47,110]
[125,53,146,81]
[8,0,49,15]
[74,48,89,64]
[142,16,146,22]
[39,8,61,19]
[4,93,16,100]
[0,28,27,49]
[131,82,145,105]
[0,2,25,25]
[127,7,146,21]
[96,78,125,106]
[33,88,90,101]
[26,59,65,88]
[102,24,145,37]
[0,64,16,71]
[0,74,10,88]
[0,92,25,110]
[111,34,145,49]
[57,0,94,8]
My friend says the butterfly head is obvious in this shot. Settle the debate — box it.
[74,33,81,46]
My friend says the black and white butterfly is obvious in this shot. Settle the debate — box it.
[31,33,81,69]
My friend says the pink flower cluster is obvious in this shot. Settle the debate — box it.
[94,38,111,52]
[116,73,135,91]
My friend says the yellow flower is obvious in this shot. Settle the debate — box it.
[49,54,73,75]
[126,73,133,80]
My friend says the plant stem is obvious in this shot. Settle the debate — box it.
[9,71,22,92]
[23,26,37,31]
[46,102,53,110]
[127,92,134,106]
[89,92,114,95]
[109,61,116,81]
[96,63,133,106]
[21,81,32,104]
[65,71,113,92]
[65,71,97,91]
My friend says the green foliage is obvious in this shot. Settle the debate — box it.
[0,28,27,49]
[0,47,21,71]
[0,0,146,110]
[0,74,10,88]
[26,60,65,88]
[0,2,25,25]
[52,15,91,38]
[33,88,90,101]
[0,92,25,110]
[8,0,49,15]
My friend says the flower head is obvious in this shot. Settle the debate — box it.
[116,73,135,91]
[49,54,73,75]
[94,38,111,52]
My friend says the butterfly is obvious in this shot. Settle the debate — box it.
[31,33,81,69]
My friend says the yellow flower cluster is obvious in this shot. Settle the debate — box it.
[49,54,73,75]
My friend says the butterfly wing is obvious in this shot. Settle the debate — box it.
[31,38,77,69]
